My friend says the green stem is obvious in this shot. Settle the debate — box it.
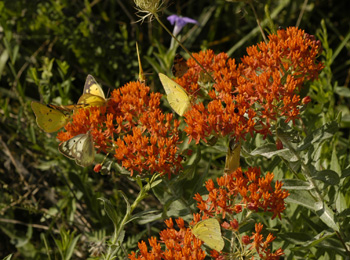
[154,14,216,83]
[104,174,160,259]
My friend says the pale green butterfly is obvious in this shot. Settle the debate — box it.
[192,218,225,252]
[58,130,95,167]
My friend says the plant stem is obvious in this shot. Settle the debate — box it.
[104,174,160,259]
[248,0,268,44]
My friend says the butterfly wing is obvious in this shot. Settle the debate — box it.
[77,75,106,106]
[47,103,87,113]
[172,54,189,78]
[59,131,95,167]
[82,74,106,99]
[159,73,190,116]
[58,134,85,159]
[71,131,95,167]
[31,101,70,133]
[77,93,106,107]
[192,218,225,252]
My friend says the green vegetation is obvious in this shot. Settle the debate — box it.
[1,0,350,259]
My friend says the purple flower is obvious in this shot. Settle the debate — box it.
[167,14,199,36]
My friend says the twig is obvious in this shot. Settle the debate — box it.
[296,0,309,28]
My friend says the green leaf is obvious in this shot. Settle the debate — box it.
[341,167,350,178]
[314,202,339,232]
[282,179,313,190]
[336,193,348,215]
[335,86,350,97]
[297,121,338,151]
[285,190,317,210]
[127,209,161,225]
[250,144,298,162]
[0,49,9,81]
[2,255,13,260]
[99,198,120,226]
[65,234,81,260]
[179,146,201,180]
[118,190,131,217]
[338,208,350,218]
[288,231,334,250]
[330,145,341,174]
[311,170,340,185]
[279,232,312,245]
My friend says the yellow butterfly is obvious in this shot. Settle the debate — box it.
[224,139,241,173]
[77,74,106,107]
[31,101,70,133]
[58,130,95,167]
[46,103,87,112]
[192,218,225,252]
[158,73,191,116]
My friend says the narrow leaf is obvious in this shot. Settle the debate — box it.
[314,202,339,232]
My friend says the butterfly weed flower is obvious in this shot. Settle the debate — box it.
[250,223,285,259]
[174,50,255,144]
[58,81,183,177]
[238,27,324,133]
[129,177,285,259]
[194,167,289,220]
[192,168,287,259]
[128,217,207,260]
[175,27,323,144]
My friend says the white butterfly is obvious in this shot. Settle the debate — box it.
[58,130,95,167]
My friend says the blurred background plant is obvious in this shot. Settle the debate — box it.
[1,0,350,259]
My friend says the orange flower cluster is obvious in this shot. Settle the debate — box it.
[129,167,287,260]
[57,81,182,177]
[176,27,323,143]
[194,167,289,220]
[250,223,284,260]
[128,217,207,260]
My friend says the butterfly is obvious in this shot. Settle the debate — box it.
[46,103,87,112]
[172,53,189,78]
[224,139,241,173]
[158,73,190,116]
[31,101,71,133]
[77,74,106,107]
[58,130,95,167]
[192,218,225,252]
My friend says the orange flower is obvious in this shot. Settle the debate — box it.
[251,223,284,260]
[130,167,286,259]
[175,27,323,144]
[128,217,206,260]
[57,81,183,177]
[194,167,289,220]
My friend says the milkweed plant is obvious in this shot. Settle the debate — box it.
[8,0,349,259]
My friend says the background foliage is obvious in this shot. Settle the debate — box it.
[1,0,350,259]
